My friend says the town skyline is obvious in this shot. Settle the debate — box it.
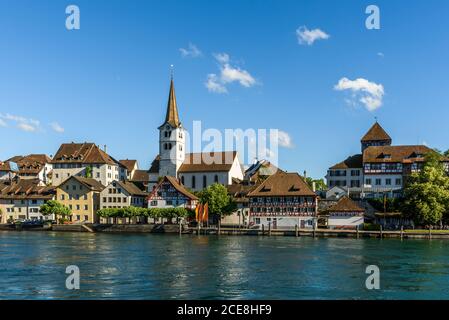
[1,0,449,179]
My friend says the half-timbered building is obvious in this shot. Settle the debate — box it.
[247,171,318,229]
[148,176,198,210]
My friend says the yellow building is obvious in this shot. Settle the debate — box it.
[56,176,104,223]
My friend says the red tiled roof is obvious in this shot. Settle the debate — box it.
[247,171,316,197]
[330,154,363,169]
[178,151,237,173]
[119,160,137,172]
[52,143,117,166]
[150,176,198,200]
[361,122,392,142]
[327,196,365,213]
[363,145,434,163]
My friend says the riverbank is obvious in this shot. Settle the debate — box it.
[1,223,448,239]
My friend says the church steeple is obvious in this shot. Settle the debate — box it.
[163,78,181,128]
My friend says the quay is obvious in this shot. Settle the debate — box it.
[2,223,449,240]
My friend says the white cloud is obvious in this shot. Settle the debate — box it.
[17,123,37,132]
[0,113,64,133]
[377,52,384,58]
[221,64,256,87]
[205,74,228,94]
[278,130,294,148]
[296,26,330,45]
[0,113,41,132]
[179,43,202,58]
[334,77,385,112]
[214,53,230,64]
[51,122,65,133]
[205,53,256,93]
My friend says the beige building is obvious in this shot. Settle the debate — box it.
[56,176,104,223]
[100,180,148,209]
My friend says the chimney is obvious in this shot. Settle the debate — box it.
[303,170,307,180]
[104,145,107,154]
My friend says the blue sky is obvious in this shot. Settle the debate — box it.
[0,0,448,179]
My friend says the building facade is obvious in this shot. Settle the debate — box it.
[248,171,318,229]
[51,143,122,187]
[8,154,52,184]
[148,176,198,209]
[0,179,55,223]
[56,176,104,223]
[324,196,365,229]
[326,122,449,199]
[100,180,147,209]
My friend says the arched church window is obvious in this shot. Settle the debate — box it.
[164,143,168,150]
[203,175,207,188]
[169,143,172,149]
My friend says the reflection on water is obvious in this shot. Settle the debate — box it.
[0,231,449,299]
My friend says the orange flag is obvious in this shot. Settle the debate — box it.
[195,204,203,222]
[202,203,209,223]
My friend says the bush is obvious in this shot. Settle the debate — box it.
[363,223,381,231]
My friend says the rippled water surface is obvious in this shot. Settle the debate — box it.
[1,231,449,299]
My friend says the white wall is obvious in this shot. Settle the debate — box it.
[52,163,118,187]
[250,216,315,230]
[363,174,403,190]
[328,215,364,228]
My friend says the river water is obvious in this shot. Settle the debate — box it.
[0,231,449,300]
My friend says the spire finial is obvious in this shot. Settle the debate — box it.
[170,64,174,80]
[374,116,378,123]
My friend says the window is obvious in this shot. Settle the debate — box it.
[84,195,87,200]
[84,205,88,210]
[192,176,196,189]
[76,205,80,210]
[96,172,100,178]
[396,178,402,186]
[365,178,372,185]
[203,175,207,188]
[214,175,219,183]
[60,195,65,200]
[151,200,157,206]
[385,179,391,185]
[103,197,106,202]
[84,215,88,221]
[181,176,185,185]
[375,179,381,186]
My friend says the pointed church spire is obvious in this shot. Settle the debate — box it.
[164,74,181,128]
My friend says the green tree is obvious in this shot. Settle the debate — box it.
[403,152,449,226]
[444,150,449,158]
[198,183,235,217]
[85,165,93,178]
[305,177,326,191]
[39,200,72,224]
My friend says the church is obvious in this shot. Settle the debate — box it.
[148,78,244,192]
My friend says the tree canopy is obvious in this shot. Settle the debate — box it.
[39,200,72,223]
[403,152,449,225]
[96,207,190,219]
[305,177,326,191]
[197,183,236,216]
